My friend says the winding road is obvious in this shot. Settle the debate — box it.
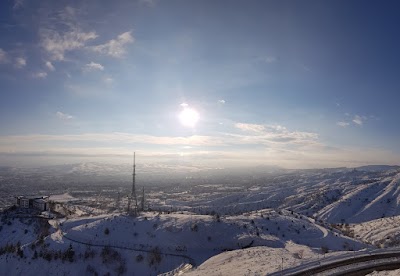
[270,250,400,276]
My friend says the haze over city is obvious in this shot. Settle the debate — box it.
[1,0,400,169]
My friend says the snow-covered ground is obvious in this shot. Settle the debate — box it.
[0,209,365,275]
[368,269,400,275]
[351,215,400,247]
[317,173,400,223]
[186,242,344,276]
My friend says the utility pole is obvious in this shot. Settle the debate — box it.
[116,191,120,210]
[131,152,138,215]
[127,195,131,214]
[141,186,145,211]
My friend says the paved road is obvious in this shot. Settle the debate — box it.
[270,251,400,276]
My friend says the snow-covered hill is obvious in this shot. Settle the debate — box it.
[351,215,400,247]
[317,173,400,223]
[0,208,366,275]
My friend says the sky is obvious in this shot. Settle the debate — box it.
[0,0,400,169]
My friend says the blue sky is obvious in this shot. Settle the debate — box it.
[0,0,399,168]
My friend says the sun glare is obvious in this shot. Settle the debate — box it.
[179,106,199,127]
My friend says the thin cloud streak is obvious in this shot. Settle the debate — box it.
[56,111,74,120]
[337,121,350,127]
[32,71,47,79]
[83,61,104,72]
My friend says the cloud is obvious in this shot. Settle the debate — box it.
[32,72,47,79]
[233,123,317,145]
[352,115,365,126]
[45,61,55,71]
[13,0,24,10]
[83,61,104,72]
[90,31,134,58]
[0,129,349,169]
[218,99,226,104]
[139,0,156,7]
[14,57,26,68]
[56,111,74,120]
[103,76,114,84]
[0,49,8,63]
[257,56,278,63]
[337,121,350,127]
[40,28,98,61]
[38,6,98,61]
[263,56,277,63]
[235,123,265,133]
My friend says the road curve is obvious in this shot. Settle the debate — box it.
[270,251,400,276]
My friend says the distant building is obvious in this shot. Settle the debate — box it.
[15,196,49,211]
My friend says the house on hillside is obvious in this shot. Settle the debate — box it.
[15,196,49,211]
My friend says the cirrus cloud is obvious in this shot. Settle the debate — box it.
[83,61,104,72]
[337,121,350,127]
[40,28,98,61]
[14,57,27,68]
[56,111,74,120]
[90,31,134,58]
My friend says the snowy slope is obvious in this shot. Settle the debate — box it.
[351,215,400,247]
[317,173,400,223]
[186,242,326,276]
[62,210,365,263]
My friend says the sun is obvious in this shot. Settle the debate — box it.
[179,106,199,127]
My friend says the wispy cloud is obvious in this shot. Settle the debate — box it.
[13,0,24,10]
[218,99,226,104]
[83,61,104,72]
[352,115,365,126]
[258,56,277,63]
[39,7,97,61]
[337,114,368,127]
[337,121,350,127]
[139,0,156,7]
[300,64,311,72]
[0,49,8,63]
[235,123,265,133]
[32,72,47,79]
[56,111,74,120]
[40,28,97,61]
[90,31,134,58]
[45,61,55,71]
[2,131,396,169]
[103,76,114,84]
[14,57,26,68]
[0,120,316,148]
[234,123,317,144]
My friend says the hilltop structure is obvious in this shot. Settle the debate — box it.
[15,196,49,211]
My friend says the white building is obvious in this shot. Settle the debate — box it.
[15,196,49,211]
